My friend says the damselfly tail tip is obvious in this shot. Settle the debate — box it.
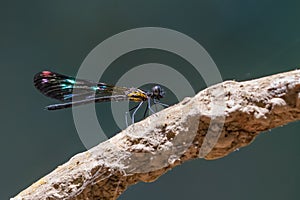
[45,104,59,111]
[44,106,53,111]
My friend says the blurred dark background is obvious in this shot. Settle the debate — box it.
[1,1,299,199]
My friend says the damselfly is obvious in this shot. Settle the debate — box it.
[34,71,168,125]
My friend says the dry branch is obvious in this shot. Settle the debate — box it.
[11,70,300,200]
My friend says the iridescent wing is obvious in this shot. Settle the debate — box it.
[33,71,147,110]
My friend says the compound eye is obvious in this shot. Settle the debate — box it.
[152,85,161,96]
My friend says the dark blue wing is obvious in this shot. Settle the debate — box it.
[33,71,127,102]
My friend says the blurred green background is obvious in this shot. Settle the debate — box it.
[1,1,299,199]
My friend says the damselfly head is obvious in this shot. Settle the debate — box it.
[149,85,165,100]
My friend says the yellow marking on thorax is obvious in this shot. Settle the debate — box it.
[127,90,148,102]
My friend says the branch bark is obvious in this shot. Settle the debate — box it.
[12,70,300,200]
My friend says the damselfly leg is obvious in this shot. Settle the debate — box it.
[153,99,169,108]
[125,98,169,127]
[125,101,144,127]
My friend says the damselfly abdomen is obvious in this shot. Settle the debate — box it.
[34,71,168,124]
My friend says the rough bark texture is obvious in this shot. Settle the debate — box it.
[11,70,300,200]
